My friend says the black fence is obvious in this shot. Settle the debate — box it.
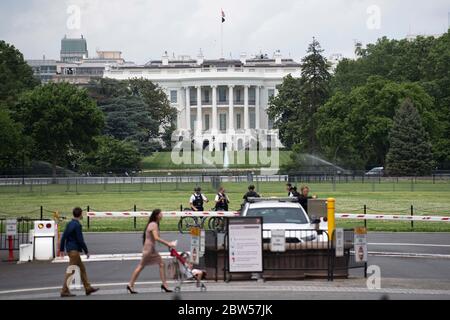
[0,218,47,251]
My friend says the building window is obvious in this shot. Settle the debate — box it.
[235,88,241,103]
[219,87,227,102]
[268,89,275,99]
[190,88,197,106]
[236,113,241,129]
[219,114,227,131]
[204,89,210,103]
[204,114,210,131]
[170,90,178,103]
[249,87,256,105]
[250,110,256,129]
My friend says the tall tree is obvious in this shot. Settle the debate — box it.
[101,96,161,155]
[0,40,38,107]
[268,37,331,152]
[330,31,450,167]
[298,37,332,153]
[316,77,437,169]
[266,75,302,149]
[88,78,177,152]
[386,99,434,176]
[14,83,104,179]
[0,109,23,169]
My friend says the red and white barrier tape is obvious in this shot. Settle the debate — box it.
[87,211,240,218]
[336,213,450,222]
[86,211,449,222]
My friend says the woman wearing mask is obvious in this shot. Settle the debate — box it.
[127,209,177,294]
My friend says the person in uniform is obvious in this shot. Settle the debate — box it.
[286,183,295,197]
[189,187,208,211]
[214,187,230,211]
[243,185,260,203]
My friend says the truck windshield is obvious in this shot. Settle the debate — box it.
[246,207,309,224]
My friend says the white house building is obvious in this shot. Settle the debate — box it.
[103,51,301,151]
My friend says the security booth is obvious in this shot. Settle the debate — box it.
[33,220,57,261]
[202,197,364,281]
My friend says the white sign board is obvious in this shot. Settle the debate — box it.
[6,219,17,236]
[190,227,200,264]
[354,227,368,262]
[270,230,285,252]
[335,228,344,257]
[228,217,263,273]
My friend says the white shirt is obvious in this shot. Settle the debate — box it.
[190,193,208,203]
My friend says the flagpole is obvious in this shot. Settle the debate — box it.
[221,16,224,58]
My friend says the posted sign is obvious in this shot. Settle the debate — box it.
[354,227,368,262]
[228,217,263,273]
[335,228,344,257]
[190,227,201,264]
[270,230,286,252]
[6,219,17,236]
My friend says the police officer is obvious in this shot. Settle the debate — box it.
[243,185,260,203]
[214,187,230,211]
[286,183,295,197]
[189,187,208,211]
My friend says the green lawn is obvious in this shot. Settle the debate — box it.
[1,180,450,232]
[141,151,293,170]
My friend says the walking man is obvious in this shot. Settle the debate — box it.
[60,207,99,297]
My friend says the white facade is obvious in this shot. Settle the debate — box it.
[103,52,301,151]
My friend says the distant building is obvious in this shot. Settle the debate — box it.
[60,35,88,62]
[28,36,131,85]
[27,58,58,84]
[104,51,302,151]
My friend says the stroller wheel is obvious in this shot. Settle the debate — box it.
[175,286,181,293]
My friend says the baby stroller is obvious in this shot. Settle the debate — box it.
[168,248,207,292]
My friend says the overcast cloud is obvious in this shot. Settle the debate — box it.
[0,0,448,64]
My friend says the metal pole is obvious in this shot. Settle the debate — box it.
[87,205,90,230]
[411,205,414,229]
[364,205,367,229]
[40,206,43,220]
[134,205,137,230]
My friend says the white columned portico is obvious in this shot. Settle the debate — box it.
[244,85,250,131]
[196,86,202,134]
[185,86,190,131]
[255,86,261,130]
[212,85,218,133]
[228,85,234,132]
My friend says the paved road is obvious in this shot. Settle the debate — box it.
[0,232,449,299]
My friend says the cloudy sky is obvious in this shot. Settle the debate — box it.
[0,0,448,64]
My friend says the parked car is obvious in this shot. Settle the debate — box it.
[365,167,384,176]
[240,198,328,243]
